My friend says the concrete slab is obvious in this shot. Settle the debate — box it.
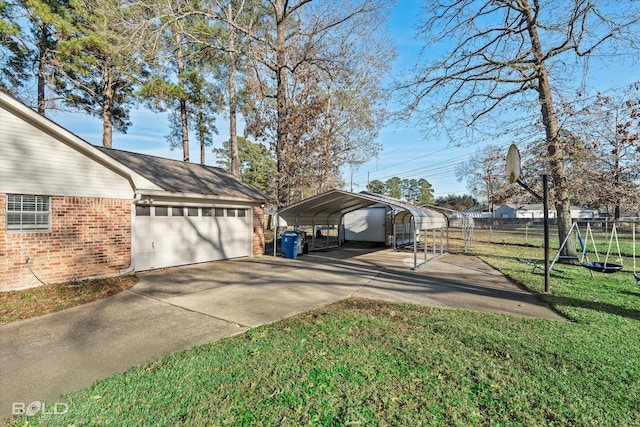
[0,248,564,419]
[352,252,566,320]
[0,291,246,418]
[133,255,382,327]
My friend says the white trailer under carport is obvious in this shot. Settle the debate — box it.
[274,189,448,269]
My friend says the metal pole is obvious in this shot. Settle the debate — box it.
[433,228,436,259]
[413,218,417,269]
[424,229,427,263]
[543,174,550,293]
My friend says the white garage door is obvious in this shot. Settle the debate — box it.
[134,206,251,271]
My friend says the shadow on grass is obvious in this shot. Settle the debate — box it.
[544,294,640,322]
[621,289,640,298]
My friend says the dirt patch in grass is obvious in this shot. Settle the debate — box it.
[0,275,138,325]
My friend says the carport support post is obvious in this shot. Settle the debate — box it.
[393,223,397,249]
[424,229,427,263]
[412,217,418,269]
[433,228,438,259]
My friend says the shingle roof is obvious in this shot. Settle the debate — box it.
[96,147,269,202]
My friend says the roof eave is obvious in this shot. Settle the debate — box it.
[138,189,266,204]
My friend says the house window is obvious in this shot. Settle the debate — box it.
[202,208,213,217]
[188,207,199,216]
[155,206,169,216]
[227,208,236,217]
[136,205,151,216]
[7,194,50,232]
[237,209,247,218]
[215,208,225,217]
[172,207,184,217]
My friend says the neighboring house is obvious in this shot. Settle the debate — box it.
[0,91,268,291]
[495,204,599,219]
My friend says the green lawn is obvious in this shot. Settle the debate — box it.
[11,241,640,426]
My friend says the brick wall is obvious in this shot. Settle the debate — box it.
[0,194,131,291]
[252,205,265,256]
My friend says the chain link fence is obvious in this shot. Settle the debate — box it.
[449,218,640,257]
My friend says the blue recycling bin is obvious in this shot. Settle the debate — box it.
[281,230,301,259]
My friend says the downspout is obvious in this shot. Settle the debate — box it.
[120,193,141,275]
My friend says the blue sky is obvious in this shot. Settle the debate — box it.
[48,0,639,200]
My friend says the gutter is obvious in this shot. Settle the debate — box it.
[119,192,141,275]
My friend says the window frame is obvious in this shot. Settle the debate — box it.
[154,206,169,216]
[136,205,151,216]
[6,194,51,232]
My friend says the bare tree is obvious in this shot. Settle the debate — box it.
[568,84,640,217]
[228,0,393,207]
[456,145,507,216]
[398,0,640,257]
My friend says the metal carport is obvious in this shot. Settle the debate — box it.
[274,189,448,269]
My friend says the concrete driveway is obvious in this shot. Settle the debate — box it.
[0,248,564,419]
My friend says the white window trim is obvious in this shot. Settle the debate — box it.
[7,194,51,232]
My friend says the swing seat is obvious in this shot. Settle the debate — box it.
[634,273,640,286]
[581,262,623,273]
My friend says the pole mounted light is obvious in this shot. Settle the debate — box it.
[506,144,550,293]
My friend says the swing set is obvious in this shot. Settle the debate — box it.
[550,222,640,284]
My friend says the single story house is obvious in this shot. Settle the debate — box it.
[0,91,268,291]
[495,204,599,219]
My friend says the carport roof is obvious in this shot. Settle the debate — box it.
[275,189,446,226]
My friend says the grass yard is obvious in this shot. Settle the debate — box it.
[0,276,138,325]
[9,239,640,426]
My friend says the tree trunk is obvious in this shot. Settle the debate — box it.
[198,103,205,165]
[227,3,240,177]
[523,1,576,258]
[175,32,189,162]
[180,99,189,162]
[101,65,113,148]
[275,0,288,207]
[36,24,49,115]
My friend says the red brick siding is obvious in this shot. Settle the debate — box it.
[252,206,265,256]
[0,194,131,290]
